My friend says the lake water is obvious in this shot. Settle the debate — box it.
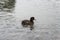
[0,0,60,40]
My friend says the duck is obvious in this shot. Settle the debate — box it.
[21,17,35,30]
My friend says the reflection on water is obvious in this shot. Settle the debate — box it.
[0,0,15,12]
[0,0,16,30]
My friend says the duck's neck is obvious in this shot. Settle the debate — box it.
[30,19,34,23]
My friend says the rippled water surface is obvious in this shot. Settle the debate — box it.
[0,0,60,40]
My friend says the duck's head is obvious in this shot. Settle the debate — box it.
[30,17,35,21]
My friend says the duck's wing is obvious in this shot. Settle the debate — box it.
[22,20,30,24]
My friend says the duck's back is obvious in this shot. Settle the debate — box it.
[21,20,34,25]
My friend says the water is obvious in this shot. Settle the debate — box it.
[0,0,60,40]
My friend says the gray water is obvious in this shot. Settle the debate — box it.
[0,0,60,40]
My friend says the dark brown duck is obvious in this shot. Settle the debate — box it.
[21,17,35,30]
